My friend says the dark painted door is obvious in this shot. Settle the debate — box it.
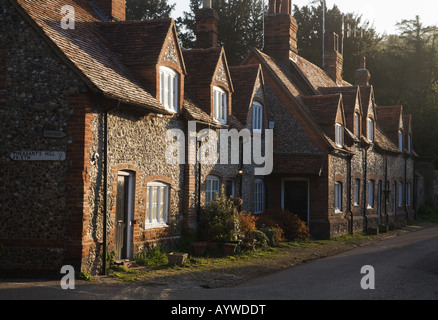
[115,175,129,261]
[283,180,309,223]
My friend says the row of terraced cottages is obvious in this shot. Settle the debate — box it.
[0,0,417,275]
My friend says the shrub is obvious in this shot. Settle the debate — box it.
[260,226,285,246]
[135,245,168,267]
[238,211,258,239]
[199,188,239,242]
[249,230,269,247]
[257,208,310,241]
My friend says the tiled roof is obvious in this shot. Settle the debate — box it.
[376,105,403,133]
[13,0,167,113]
[273,154,325,175]
[375,128,401,154]
[229,65,261,125]
[183,47,223,88]
[99,18,173,69]
[293,56,338,92]
[318,86,362,115]
[302,94,343,125]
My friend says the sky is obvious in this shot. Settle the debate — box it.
[172,0,438,35]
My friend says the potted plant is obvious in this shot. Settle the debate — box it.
[199,186,241,255]
[191,241,207,256]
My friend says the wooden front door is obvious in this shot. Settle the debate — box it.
[115,172,134,261]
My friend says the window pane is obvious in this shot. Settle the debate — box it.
[146,187,150,223]
[152,187,158,221]
[159,187,165,221]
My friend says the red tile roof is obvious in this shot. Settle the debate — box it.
[13,0,167,113]
[229,64,262,125]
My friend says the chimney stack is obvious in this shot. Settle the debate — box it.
[355,57,371,86]
[94,0,126,21]
[195,0,219,48]
[264,0,298,64]
[325,32,344,85]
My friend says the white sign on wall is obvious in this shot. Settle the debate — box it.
[10,151,66,161]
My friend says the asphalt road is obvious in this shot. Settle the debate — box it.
[1,225,437,301]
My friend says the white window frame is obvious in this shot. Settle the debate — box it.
[335,123,343,147]
[213,86,227,124]
[398,130,403,151]
[145,181,170,228]
[408,134,412,153]
[367,117,374,142]
[254,179,265,214]
[368,180,375,209]
[354,179,361,206]
[160,66,178,113]
[335,182,343,213]
[206,175,221,205]
[354,112,361,138]
[398,182,403,206]
[253,101,263,132]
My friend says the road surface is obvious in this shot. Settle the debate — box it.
[1,225,437,300]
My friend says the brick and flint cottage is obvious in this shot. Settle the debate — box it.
[0,0,416,275]
[244,0,417,239]
[0,0,269,275]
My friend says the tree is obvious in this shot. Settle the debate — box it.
[293,1,381,83]
[371,16,438,167]
[126,0,176,21]
[176,0,265,66]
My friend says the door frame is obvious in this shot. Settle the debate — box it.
[281,178,310,227]
[116,171,135,260]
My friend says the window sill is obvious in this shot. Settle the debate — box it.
[145,223,169,230]
[335,210,343,214]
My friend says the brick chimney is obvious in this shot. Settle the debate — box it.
[355,57,371,86]
[94,0,126,22]
[195,0,219,48]
[264,0,298,64]
[325,32,344,85]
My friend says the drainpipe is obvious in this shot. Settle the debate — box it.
[384,153,389,224]
[102,108,108,275]
[347,154,353,235]
[196,139,202,224]
[404,154,408,219]
[362,145,368,231]
[102,102,119,275]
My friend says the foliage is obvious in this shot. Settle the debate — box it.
[259,227,285,247]
[78,272,93,282]
[257,208,310,241]
[176,0,265,65]
[126,0,175,20]
[293,1,381,84]
[135,245,169,267]
[199,187,239,242]
[249,230,269,247]
[238,211,259,239]
[418,204,438,224]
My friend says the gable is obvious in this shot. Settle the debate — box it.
[213,51,233,92]
[159,24,186,75]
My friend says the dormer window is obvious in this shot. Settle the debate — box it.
[335,123,343,147]
[160,66,178,113]
[253,101,263,132]
[367,117,374,142]
[213,86,227,124]
[354,112,360,138]
[399,131,403,150]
